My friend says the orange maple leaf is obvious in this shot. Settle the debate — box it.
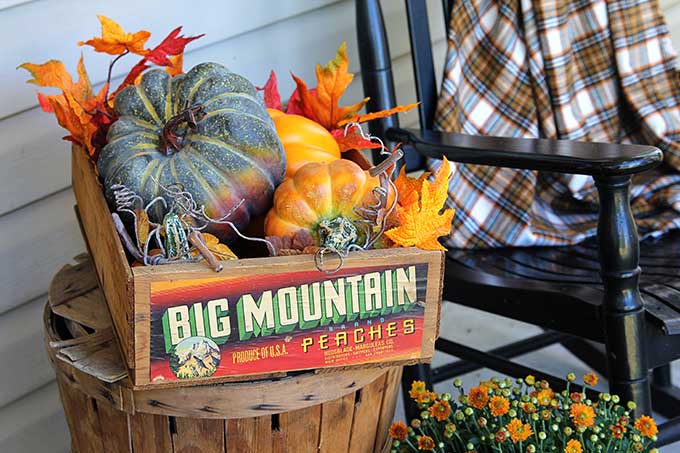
[292,42,369,130]
[337,102,420,127]
[165,53,184,76]
[19,56,107,157]
[394,166,430,208]
[21,58,92,101]
[78,15,150,56]
[385,158,454,251]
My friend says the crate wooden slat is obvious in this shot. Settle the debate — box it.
[45,261,401,452]
[72,147,135,366]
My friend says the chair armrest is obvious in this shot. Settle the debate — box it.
[387,128,663,176]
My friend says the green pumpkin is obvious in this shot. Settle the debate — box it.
[97,63,286,242]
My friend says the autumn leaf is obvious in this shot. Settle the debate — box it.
[78,15,150,56]
[21,57,92,102]
[286,80,317,117]
[165,54,184,76]
[331,125,383,152]
[19,56,108,157]
[385,158,454,251]
[113,26,203,96]
[394,166,430,208]
[192,233,238,260]
[144,26,204,66]
[291,42,369,129]
[337,102,420,127]
[257,70,282,110]
[135,209,150,249]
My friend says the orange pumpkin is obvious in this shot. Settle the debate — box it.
[268,109,341,177]
[264,159,393,246]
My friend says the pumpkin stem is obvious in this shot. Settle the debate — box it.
[318,217,358,251]
[160,101,205,155]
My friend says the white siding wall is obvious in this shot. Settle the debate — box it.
[0,1,445,451]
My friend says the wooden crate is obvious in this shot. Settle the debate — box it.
[45,258,401,453]
[72,147,444,388]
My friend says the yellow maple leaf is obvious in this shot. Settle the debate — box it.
[191,233,238,260]
[386,158,454,251]
[135,209,150,249]
[78,15,150,56]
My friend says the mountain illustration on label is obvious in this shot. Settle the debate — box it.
[169,336,221,379]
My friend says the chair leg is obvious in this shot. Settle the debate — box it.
[651,365,680,418]
[401,363,432,420]
[653,364,673,387]
[595,175,652,416]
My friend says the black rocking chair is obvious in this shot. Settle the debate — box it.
[356,0,680,447]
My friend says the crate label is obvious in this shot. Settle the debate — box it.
[149,263,429,381]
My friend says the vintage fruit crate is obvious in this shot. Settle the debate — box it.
[71,146,444,388]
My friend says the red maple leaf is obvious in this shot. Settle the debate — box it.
[113,26,203,96]
[331,124,383,152]
[145,26,203,66]
[257,70,282,110]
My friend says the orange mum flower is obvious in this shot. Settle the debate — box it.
[522,402,537,414]
[610,423,626,439]
[417,435,435,451]
[489,395,510,417]
[565,439,583,453]
[409,381,427,400]
[389,421,408,440]
[570,403,595,428]
[583,373,598,386]
[468,385,489,409]
[429,400,451,421]
[536,388,554,406]
[634,415,658,438]
[570,392,583,403]
[505,418,533,443]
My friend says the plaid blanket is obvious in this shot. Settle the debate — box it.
[434,0,680,249]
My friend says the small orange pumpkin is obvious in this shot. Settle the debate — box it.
[268,109,341,177]
[264,159,392,246]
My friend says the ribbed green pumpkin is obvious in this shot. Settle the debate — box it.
[97,63,286,242]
